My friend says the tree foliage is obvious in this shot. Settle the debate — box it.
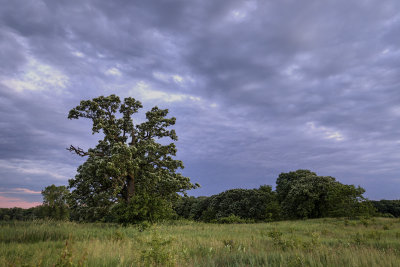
[276,169,317,203]
[174,186,280,222]
[41,184,70,220]
[67,95,198,222]
[276,170,372,219]
[208,186,280,221]
[371,200,400,217]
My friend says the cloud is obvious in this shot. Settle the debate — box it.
[1,57,69,93]
[172,75,183,83]
[0,188,41,195]
[152,72,193,85]
[105,67,122,77]
[0,29,28,75]
[226,1,258,22]
[0,159,72,180]
[306,122,345,141]
[0,195,41,209]
[130,81,201,103]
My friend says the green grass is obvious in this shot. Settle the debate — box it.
[1,218,399,266]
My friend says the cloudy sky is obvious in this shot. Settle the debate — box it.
[1,0,400,208]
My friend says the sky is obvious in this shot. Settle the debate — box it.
[0,0,400,208]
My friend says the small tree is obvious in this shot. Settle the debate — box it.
[67,95,198,222]
[41,184,70,220]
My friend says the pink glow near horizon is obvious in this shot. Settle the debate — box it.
[0,196,41,209]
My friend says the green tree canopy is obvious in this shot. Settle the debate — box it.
[41,184,70,220]
[174,186,280,222]
[275,169,316,203]
[207,186,279,221]
[276,169,372,219]
[370,200,400,218]
[42,184,69,207]
[67,95,198,222]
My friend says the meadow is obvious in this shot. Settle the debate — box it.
[1,217,400,266]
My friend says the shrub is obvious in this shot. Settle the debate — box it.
[212,214,252,224]
[141,233,175,266]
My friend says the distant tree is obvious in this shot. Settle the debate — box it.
[208,186,280,221]
[173,196,201,219]
[0,208,23,220]
[324,183,374,218]
[41,184,70,220]
[276,170,372,219]
[281,175,337,218]
[371,200,400,217]
[67,95,198,222]
[174,186,280,222]
[276,169,317,203]
[187,196,212,221]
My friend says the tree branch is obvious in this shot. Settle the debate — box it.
[129,129,136,146]
[66,145,90,157]
[66,145,105,157]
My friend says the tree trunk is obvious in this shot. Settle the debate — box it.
[125,174,135,202]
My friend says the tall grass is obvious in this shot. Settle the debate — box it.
[0,218,399,266]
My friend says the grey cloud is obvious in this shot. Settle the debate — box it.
[0,29,27,75]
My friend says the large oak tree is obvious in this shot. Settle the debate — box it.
[67,95,198,221]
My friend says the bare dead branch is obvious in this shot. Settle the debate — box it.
[66,145,90,157]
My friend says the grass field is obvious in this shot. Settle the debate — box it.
[1,217,399,266]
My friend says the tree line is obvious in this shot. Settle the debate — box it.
[0,185,69,221]
[174,169,382,222]
[1,169,399,222]
[370,200,400,218]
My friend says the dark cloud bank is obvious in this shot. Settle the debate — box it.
[0,0,399,206]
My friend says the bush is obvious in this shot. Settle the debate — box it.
[141,233,175,266]
[212,214,253,224]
